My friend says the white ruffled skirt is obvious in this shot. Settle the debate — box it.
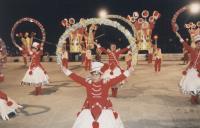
[179,68,200,95]
[0,97,22,120]
[21,67,49,86]
[72,109,124,128]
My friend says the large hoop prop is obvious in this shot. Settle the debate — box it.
[11,17,46,48]
[56,18,136,65]
[106,15,136,37]
[171,3,200,33]
[171,6,187,32]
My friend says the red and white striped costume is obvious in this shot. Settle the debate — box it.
[177,32,200,104]
[85,49,92,71]
[62,50,69,68]
[21,42,49,95]
[62,62,129,128]
[98,45,130,97]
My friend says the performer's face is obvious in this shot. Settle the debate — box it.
[110,44,116,51]
[196,41,200,49]
[31,47,37,52]
[91,72,101,82]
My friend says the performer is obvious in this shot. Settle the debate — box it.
[148,44,154,64]
[61,62,130,128]
[176,31,200,104]
[183,47,190,65]
[85,49,92,71]
[0,48,6,82]
[81,46,86,64]
[0,90,22,120]
[62,49,69,68]
[16,32,34,66]
[95,48,102,62]
[154,47,162,72]
[20,42,49,95]
[125,51,133,69]
[96,43,131,97]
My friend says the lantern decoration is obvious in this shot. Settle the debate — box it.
[127,10,161,51]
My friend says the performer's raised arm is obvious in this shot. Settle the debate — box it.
[116,46,130,55]
[95,43,109,54]
[176,32,193,53]
[62,67,88,87]
[107,70,130,88]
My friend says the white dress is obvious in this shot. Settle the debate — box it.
[0,97,22,120]
[72,109,124,128]
[21,51,49,86]
[179,68,200,95]
[21,67,49,86]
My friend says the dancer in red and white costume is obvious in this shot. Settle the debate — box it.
[125,51,133,69]
[62,62,130,128]
[20,42,49,95]
[18,44,29,66]
[81,47,86,64]
[154,47,162,72]
[96,43,131,97]
[0,48,6,82]
[176,32,200,104]
[85,49,92,71]
[148,45,154,64]
[0,90,22,120]
[62,49,69,68]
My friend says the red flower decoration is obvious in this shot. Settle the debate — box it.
[182,70,187,75]
[7,101,13,106]
[29,71,33,75]
[153,11,161,20]
[142,10,149,18]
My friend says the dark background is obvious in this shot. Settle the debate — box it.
[0,0,199,55]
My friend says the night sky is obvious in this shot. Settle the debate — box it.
[0,0,199,55]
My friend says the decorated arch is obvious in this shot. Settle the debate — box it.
[56,18,136,65]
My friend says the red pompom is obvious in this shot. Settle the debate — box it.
[29,71,32,75]
[7,101,13,106]
[110,71,113,75]
[92,121,99,128]
[182,71,187,75]
[113,112,118,119]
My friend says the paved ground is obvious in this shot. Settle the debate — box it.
[0,61,200,128]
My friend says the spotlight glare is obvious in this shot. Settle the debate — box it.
[98,9,108,18]
[189,3,200,14]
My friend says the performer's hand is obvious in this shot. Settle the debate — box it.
[61,66,72,76]
[96,43,101,48]
[7,101,13,106]
[182,70,187,75]
[18,47,23,51]
[127,44,134,49]
[29,71,33,75]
